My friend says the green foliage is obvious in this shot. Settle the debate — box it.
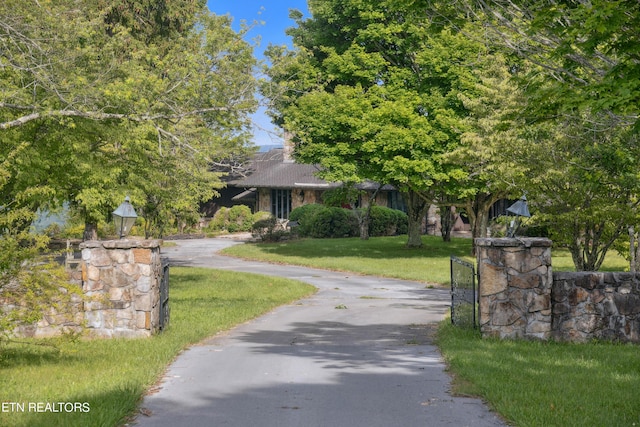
[46,212,144,240]
[473,0,640,128]
[207,205,254,233]
[0,210,82,338]
[0,0,257,238]
[227,206,253,231]
[320,187,363,208]
[251,216,290,242]
[0,0,260,338]
[289,204,325,237]
[100,0,205,42]
[518,115,640,271]
[289,204,407,238]
[450,53,528,239]
[488,216,510,238]
[520,220,551,239]
[251,211,272,223]
[264,0,487,247]
[289,203,324,223]
[308,207,359,238]
[452,1,640,262]
[269,0,640,262]
[365,206,408,237]
[207,208,229,232]
[489,215,549,239]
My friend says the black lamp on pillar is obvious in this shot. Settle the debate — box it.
[112,196,138,239]
[506,195,531,237]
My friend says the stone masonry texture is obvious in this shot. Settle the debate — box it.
[476,238,640,343]
[476,238,553,340]
[20,239,164,339]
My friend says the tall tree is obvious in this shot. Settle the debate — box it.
[0,0,257,334]
[0,0,248,129]
[447,53,528,240]
[265,0,484,247]
[450,0,640,269]
[519,113,640,271]
[0,0,258,238]
[460,0,640,129]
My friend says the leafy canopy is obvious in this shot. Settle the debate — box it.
[265,0,486,246]
[0,0,259,335]
[1,0,258,237]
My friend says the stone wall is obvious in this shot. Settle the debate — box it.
[476,238,640,343]
[25,239,165,339]
[553,272,640,342]
[79,239,164,338]
[475,238,553,340]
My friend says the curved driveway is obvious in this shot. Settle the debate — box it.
[133,238,505,427]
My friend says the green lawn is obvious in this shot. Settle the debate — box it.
[221,235,474,285]
[221,235,631,285]
[436,322,640,427]
[551,247,628,272]
[0,268,315,427]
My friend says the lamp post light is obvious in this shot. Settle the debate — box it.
[506,195,531,238]
[112,196,138,239]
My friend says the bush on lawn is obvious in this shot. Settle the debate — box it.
[289,204,325,237]
[289,204,407,238]
[308,207,359,238]
[207,205,254,233]
[251,215,290,242]
[367,206,408,236]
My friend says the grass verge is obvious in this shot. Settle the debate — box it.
[220,235,630,285]
[436,321,640,426]
[0,267,315,427]
[221,235,473,285]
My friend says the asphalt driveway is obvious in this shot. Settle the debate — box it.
[132,238,505,427]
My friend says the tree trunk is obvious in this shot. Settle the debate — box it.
[476,210,490,238]
[569,221,622,271]
[403,190,430,248]
[467,192,501,239]
[466,192,502,255]
[83,222,98,241]
[440,206,454,242]
[358,211,370,240]
[358,186,380,240]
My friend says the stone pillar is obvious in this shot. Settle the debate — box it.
[475,238,553,340]
[258,188,271,213]
[80,239,163,338]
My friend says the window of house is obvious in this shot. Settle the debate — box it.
[271,189,292,219]
[387,191,407,212]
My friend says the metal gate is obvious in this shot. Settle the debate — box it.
[159,259,170,331]
[450,256,477,328]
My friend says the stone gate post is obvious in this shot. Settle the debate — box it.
[475,238,553,340]
[80,239,163,338]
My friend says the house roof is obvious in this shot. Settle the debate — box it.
[230,148,339,190]
[229,148,395,191]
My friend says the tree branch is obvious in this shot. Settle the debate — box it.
[0,107,232,130]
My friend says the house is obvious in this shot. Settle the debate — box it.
[206,143,488,237]
[221,146,405,220]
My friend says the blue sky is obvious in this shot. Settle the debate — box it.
[206,1,310,147]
